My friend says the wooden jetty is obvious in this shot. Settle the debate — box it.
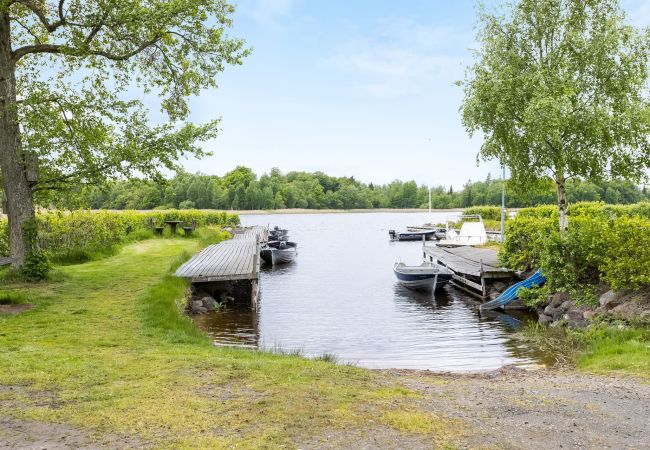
[175,226,267,307]
[423,245,516,300]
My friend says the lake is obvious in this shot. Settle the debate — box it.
[193,212,548,372]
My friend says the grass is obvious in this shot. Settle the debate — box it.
[0,230,458,448]
[519,323,650,378]
[576,326,650,378]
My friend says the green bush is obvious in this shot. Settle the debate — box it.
[464,206,504,221]
[501,202,650,302]
[0,209,239,262]
[0,219,7,256]
[601,217,650,290]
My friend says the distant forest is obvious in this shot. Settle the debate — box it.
[48,166,650,210]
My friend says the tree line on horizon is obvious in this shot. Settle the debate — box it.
[38,166,650,211]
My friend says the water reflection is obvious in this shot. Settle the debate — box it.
[193,212,549,372]
[192,306,258,348]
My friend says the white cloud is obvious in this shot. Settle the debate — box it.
[240,0,294,27]
[326,22,467,98]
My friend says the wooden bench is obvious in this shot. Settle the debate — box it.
[149,218,165,236]
[182,219,197,236]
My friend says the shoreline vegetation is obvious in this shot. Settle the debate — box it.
[1,226,649,447]
[24,166,649,212]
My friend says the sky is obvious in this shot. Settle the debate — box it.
[172,0,650,189]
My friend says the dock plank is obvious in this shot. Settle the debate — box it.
[423,245,512,278]
[0,257,12,267]
[176,236,261,282]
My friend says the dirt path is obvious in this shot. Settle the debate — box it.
[391,367,650,449]
[2,367,647,449]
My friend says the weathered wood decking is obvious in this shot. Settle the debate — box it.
[423,246,513,279]
[423,245,516,299]
[175,226,267,306]
[0,257,12,267]
[176,239,260,282]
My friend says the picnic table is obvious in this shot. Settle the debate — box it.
[163,220,182,234]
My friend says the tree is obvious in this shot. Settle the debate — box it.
[0,1,248,268]
[460,0,650,231]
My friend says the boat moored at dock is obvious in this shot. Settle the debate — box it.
[393,261,453,291]
[389,229,437,241]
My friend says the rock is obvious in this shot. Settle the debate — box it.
[583,310,597,320]
[193,306,208,314]
[538,314,553,325]
[190,300,204,310]
[564,310,584,321]
[599,290,623,309]
[550,319,565,328]
[493,281,507,292]
[544,305,560,317]
[611,301,644,321]
[550,292,571,308]
[560,300,574,311]
[568,318,588,329]
[640,310,650,322]
[201,296,218,311]
[219,292,235,303]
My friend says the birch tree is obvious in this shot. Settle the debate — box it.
[460,0,650,231]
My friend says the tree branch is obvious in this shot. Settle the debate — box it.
[12,35,162,62]
[16,0,66,32]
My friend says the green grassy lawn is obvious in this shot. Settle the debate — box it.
[576,327,650,378]
[0,235,459,448]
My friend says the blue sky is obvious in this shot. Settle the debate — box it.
[177,0,650,188]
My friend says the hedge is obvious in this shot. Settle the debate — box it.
[0,209,239,262]
[501,202,650,300]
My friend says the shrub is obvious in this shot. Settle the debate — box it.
[464,206,504,221]
[502,202,650,303]
[0,219,8,256]
[0,209,239,263]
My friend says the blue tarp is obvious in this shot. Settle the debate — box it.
[480,270,546,310]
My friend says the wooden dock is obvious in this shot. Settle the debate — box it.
[175,226,267,307]
[0,257,11,267]
[423,245,516,300]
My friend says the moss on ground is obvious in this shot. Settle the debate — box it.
[0,233,462,448]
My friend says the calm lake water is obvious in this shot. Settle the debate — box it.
[193,212,547,372]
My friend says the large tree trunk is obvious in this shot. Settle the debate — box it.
[0,13,35,268]
[555,175,569,232]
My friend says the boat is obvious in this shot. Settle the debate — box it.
[260,241,297,265]
[436,215,488,247]
[406,225,447,239]
[267,240,298,249]
[268,226,289,240]
[393,261,453,291]
[389,229,436,241]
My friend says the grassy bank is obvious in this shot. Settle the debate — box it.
[0,233,461,448]
[519,324,650,378]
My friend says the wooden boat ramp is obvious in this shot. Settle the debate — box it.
[175,226,268,307]
[422,245,517,300]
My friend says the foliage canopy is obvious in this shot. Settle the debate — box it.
[460,0,650,229]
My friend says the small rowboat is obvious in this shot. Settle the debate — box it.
[260,241,297,265]
[393,261,453,291]
[389,229,436,241]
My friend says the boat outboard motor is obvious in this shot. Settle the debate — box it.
[389,230,396,240]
